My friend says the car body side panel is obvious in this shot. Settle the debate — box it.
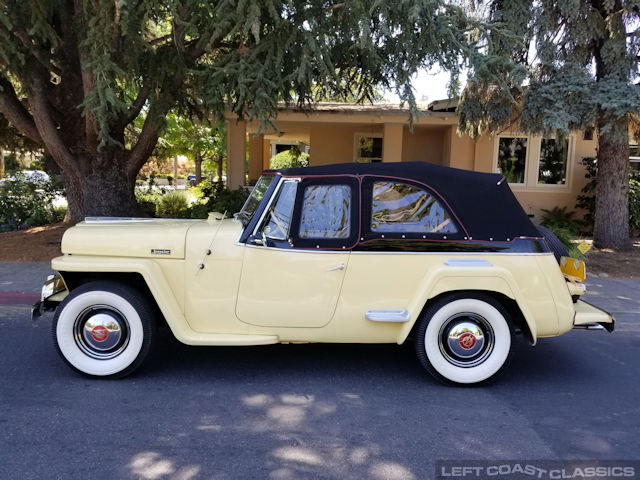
[535,254,575,336]
[240,252,566,345]
[236,246,349,328]
[183,220,249,334]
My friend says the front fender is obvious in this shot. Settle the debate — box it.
[51,255,194,344]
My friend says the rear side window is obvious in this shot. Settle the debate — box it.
[371,181,457,234]
[299,185,351,238]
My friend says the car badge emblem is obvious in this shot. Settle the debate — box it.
[91,326,109,342]
[151,249,171,255]
[459,332,476,350]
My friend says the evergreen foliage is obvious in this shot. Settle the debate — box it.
[458,1,640,248]
[0,1,503,221]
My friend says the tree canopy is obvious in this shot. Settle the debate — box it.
[0,0,501,221]
[458,0,640,248]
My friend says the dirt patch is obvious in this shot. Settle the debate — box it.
[0,222,69,262]
[583,238,640,278]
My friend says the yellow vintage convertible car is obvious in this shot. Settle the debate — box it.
[33,162,614,384]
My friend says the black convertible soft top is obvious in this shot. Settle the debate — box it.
[271,161,540,242]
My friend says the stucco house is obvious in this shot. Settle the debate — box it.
[224,100,604,221]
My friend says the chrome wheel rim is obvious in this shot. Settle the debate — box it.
[73,305,130,360]
[438,313,495,368]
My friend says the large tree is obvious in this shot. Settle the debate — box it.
[0,0,490,221]
[458,1,640,249]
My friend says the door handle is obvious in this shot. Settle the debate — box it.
[327,263,345,271]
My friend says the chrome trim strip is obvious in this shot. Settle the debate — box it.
[444,259,493,267]
[365,309,410,323]
[236,243,553,256]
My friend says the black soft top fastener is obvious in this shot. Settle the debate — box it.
[269,161,541,242]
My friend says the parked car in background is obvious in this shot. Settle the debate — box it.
[33,162,614,384]
[0,170,50,186]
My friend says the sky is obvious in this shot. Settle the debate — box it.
[383,68,464,104]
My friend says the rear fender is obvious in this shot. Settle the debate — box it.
[397,267,539,345]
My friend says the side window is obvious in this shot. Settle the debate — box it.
[262,181,297,240]
[299,185,351,238]
[371,181,457,234]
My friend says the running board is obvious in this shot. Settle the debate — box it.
[179,333,279,346]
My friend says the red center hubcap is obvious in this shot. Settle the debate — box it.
[91,325,109,342]
[459,332,476,350]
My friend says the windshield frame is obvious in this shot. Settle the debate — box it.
[236,175,276,226]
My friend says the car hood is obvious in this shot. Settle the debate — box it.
[61,218,202,259]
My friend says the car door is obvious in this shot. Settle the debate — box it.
[236,177,358,328]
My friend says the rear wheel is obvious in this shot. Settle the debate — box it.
[52,281,156,378]
[414,293,514,385]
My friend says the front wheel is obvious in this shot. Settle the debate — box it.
[414,293,514,385]
[52,281,156,378]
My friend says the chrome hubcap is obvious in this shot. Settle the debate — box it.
[438,313,494,368]
[73,306,130,360]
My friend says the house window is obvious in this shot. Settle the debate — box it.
[495,134,574,189]
[538,138,569,184]
[631,144,640,172]
[355,135,383,163]
[371,181,457,234]
[497,137,527,184]
[299,184,351,238]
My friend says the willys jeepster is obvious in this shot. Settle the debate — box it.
[33,161,614,385]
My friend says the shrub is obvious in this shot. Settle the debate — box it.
[269,146,309,169]
[540,206,581,236]
[135,191,159,217]
[189,178,249,218]
[155,191,190,218]
[576,157,640,235]
[0,174,64,232]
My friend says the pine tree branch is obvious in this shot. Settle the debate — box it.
[73,0,99,150]
[29,73,78,173]
[128,96,173,177]
[4,8,63,77]
[117,80,151,129]
[0,76,43,145]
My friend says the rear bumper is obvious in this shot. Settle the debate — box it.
[573,299,615,332]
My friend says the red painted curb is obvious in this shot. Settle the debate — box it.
[0,292,40,305]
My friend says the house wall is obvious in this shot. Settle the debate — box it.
[238,108,599,224]
[401,126,446,165]
[473,131,596,222]
[308,124,383,165]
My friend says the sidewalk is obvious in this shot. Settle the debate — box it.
[0,261,638,326]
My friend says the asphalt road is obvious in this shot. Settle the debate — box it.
[1,305,639,480]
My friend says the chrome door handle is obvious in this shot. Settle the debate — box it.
[327,263,345,271]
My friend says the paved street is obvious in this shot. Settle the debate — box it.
[1,303,639,480]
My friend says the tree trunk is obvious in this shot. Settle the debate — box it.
[173,156,178,188]
[0,148,4,178]
[217,155,223,185]
[64,152,139,222]
[593,113,630,249]
[194,151,202,184]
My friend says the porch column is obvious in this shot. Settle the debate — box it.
[248,134,264,184]
[382,123,403,163]
[263,139,271,170]
[226,119,247,188]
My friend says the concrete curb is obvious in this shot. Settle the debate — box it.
[0,291,40,305]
